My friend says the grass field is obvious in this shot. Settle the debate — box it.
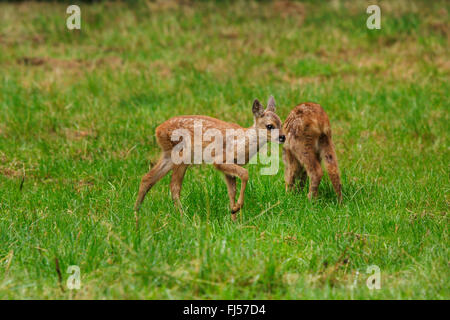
[0,0,448,299]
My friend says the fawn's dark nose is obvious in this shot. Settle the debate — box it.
[279,135,286,143]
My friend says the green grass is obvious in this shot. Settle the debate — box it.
[0,0,448,299]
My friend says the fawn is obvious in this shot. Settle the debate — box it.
[134,96,285,220]
[283,102,342,201]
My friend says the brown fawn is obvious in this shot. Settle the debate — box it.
[134,96,285,220]
[283,102,342,201]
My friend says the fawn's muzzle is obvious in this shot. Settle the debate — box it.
[279,135,286,143]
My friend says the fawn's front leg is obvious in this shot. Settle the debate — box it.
[215,164,248,220]
[135,155,173,211]
[170,164,188,213]
[224,174,236,210]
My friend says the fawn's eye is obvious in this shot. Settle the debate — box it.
[266,124,274,130]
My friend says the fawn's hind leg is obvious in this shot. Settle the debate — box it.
[214,163,248,220]
[134,154,173,211]
[283,147,307,192]
[292,142,323,199]
[170,164,188,211]
[319,135,342,202]
[297,167,308,191]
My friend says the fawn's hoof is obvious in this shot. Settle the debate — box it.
[307,192,318,200]
[231,213,237,221]
[231,205,241,214]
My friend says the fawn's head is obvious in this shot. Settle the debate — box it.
[252,96,285,143]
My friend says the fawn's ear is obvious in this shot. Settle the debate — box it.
[266,95,276,112]
[252,99,264,118]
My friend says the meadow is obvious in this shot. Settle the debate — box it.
[0,0,448,299]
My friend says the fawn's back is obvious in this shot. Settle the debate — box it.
[283,102,331,147]
[155,115,242,152]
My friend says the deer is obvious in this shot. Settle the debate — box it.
[282,102,342,202]
[134,96,285,221]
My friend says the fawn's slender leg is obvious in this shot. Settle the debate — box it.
[297,166,308,191]
[134,154,173,211]
[319,136,342,202]
[214,163,248,220]
[224,174,237,209]
[170,164,188,211]
[283,147,304,192]
[293,143,323,199]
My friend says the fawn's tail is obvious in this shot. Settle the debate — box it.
[318,134,342,202]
